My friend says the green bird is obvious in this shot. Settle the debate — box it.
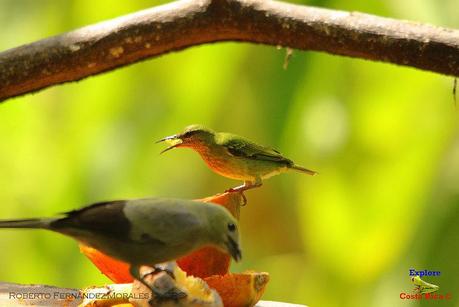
[411,276,439,294]
[0,197,241,300]
[157,125,317,192]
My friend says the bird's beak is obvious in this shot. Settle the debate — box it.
[226,236,242,262]
[156,134,183,154]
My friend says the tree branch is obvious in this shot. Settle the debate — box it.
[1,0,458,102]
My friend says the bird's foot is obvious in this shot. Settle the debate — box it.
[240,192,247,206]
[224,187,248,205]
[225,185,252,193]
[148,267,187,305]
[149,287,187,305]
[225,181,263,206]
[142,264,176,280]
[225,182,262,193]
[225,186,242,193]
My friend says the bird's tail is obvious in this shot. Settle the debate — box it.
[0,218,55,229]
[290,164,318,176]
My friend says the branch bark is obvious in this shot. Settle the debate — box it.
[1,0,458,102]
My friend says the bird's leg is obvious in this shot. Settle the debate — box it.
[225,178,263,205]
[130,265,156,298]
[129,265,187,305]
[155,287,188,302]
[226,179,262,193]
[252,177,263,189]
[240,192,247,206]
[225,182,249,193]
[147,262,176,280]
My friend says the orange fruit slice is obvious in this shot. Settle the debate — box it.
[205,272,270,307]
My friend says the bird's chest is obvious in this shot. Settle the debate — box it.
[199,150,253,180]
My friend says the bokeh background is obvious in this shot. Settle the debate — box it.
[1,0,458,306]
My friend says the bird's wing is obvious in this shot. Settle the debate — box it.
[54,200,138,239]
[122,198,205,246]
[54,199,205,246]
[54,200,165,244]
[219,134,292,164]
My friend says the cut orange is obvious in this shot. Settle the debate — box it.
[205,272,270,307]
[80,244,132,283]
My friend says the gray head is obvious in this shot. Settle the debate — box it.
[203,204,242,262]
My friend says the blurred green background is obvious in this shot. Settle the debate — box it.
[1,0,458,306]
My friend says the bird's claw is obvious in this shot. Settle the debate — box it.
[143,264,186,305]
[224,188,247,206]
[240,192,247,206]
[225,181,262,194]
[225,186,250,193]
[149,287,187,305]
[141,265,175,280]
[140,269,156,279]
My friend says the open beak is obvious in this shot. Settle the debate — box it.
[156,134,183,154]
[226,236,242,262]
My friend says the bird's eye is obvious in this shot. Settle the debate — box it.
[227,223,236,232]
[183,131,196,138]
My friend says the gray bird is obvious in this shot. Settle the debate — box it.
[0,198,241,301]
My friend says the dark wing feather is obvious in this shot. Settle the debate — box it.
[51,200,132,239]
[221,135,293,165]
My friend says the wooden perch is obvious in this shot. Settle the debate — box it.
[0,0,458,102]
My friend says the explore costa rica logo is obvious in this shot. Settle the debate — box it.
[399,268,452,301]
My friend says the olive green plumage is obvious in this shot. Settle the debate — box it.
[157,125,317,191]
